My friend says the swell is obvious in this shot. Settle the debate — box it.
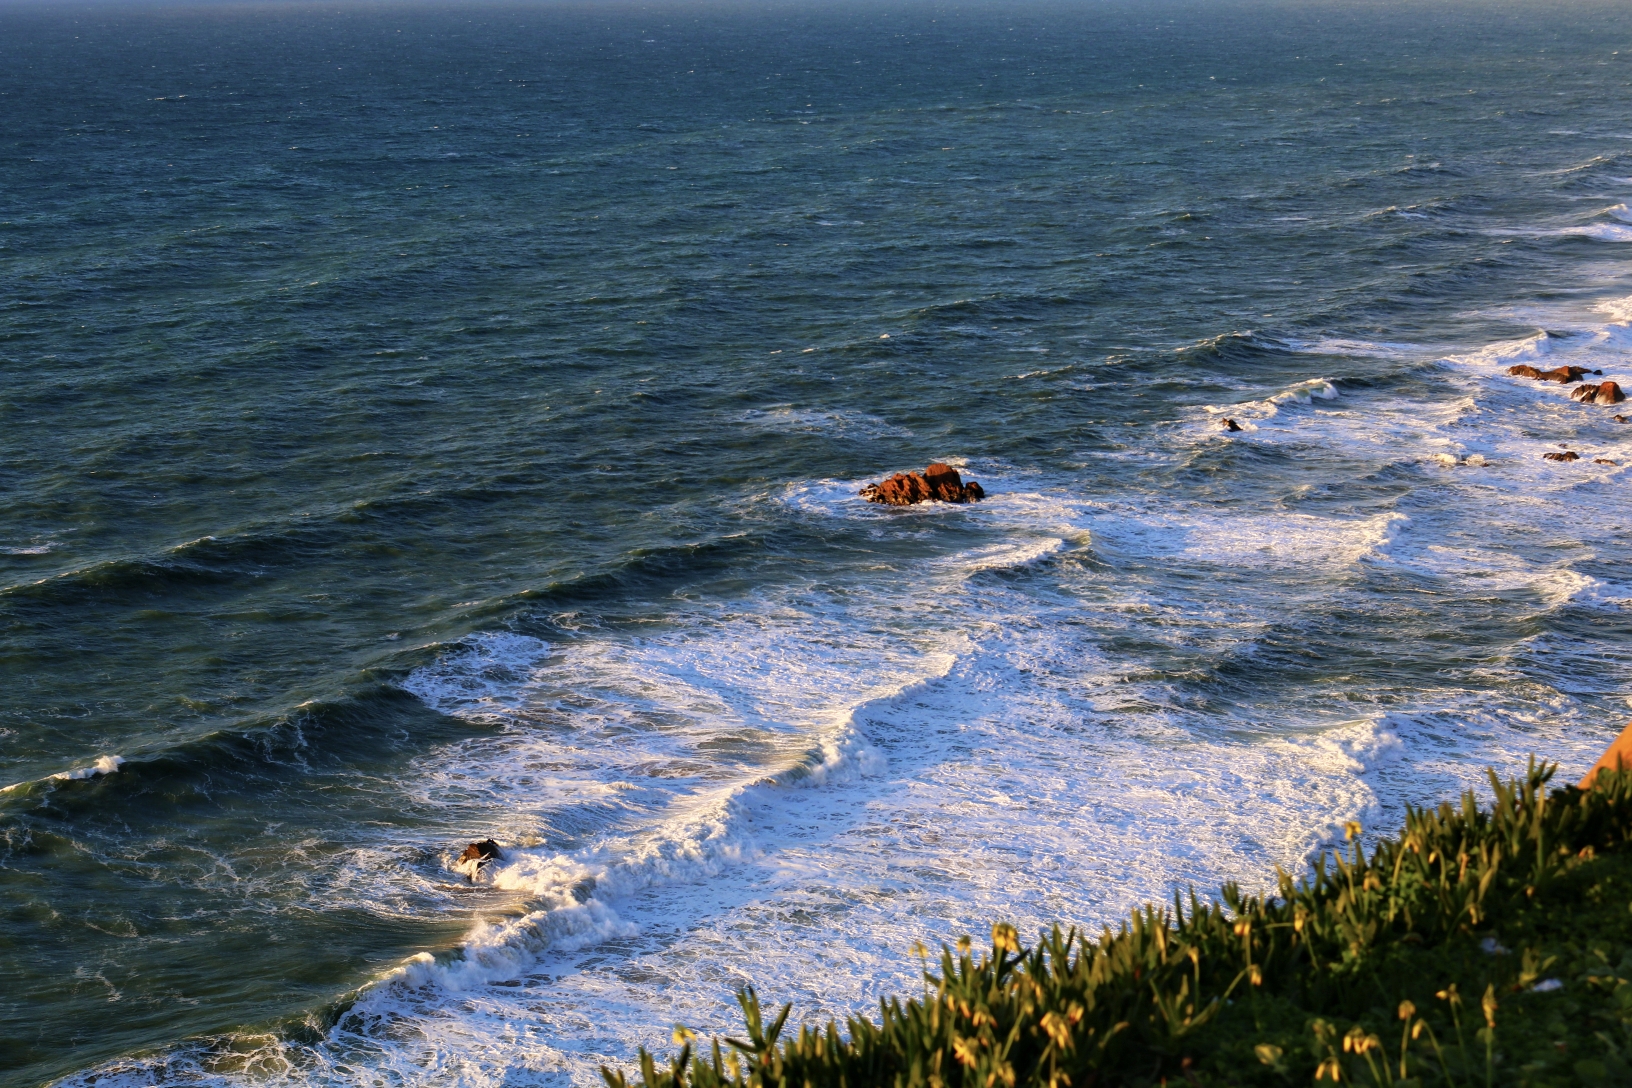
[0,497,776,621]
[0,686,475,822]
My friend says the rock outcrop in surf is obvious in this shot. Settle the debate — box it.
[1507,364,1601,382]
[1571,380,1626,405]
[458,839,503,880]
[861,463,986,506]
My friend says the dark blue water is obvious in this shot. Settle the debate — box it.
[4,1,1632,1083]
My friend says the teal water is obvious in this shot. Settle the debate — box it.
[4,1,1632,1083]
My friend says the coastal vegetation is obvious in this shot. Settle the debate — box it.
[605,763,1632,1087]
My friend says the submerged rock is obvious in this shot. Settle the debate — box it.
[1506,364,1545,379]
[1595,458,1620,466]
[459,839,503,871]
[861,462,985,505]
[1543,451,1581,462]
[1221,418,1243,432]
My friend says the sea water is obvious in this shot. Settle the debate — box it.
[4,1,1632,1083]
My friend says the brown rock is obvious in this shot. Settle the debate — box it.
[1616,415,1631,423]
[1508,364,1600,382]
[1595,458,1620,466]
[921,463,968,502]
[1538,366,1599,383]
[1570,381,1625,404]
[861,463,986,506]
[860,472,928,505]
[1221,418,1242,432]
[1543,451,1581,462]
[460,839,502,864]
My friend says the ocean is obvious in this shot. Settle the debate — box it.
[3,0,1632,1083]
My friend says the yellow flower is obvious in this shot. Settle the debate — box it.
[1343,1027,1377,1055]
[1039,1011,1073,1050]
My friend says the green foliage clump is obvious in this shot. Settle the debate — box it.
[602,762,1632,1087]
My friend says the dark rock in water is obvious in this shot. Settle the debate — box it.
[1570,381,1625,404]
[1508,364,1600,382]
[1544,451,1581,462]
[862,471,929,506]
[1538,366,1598,383]
[861,462,985,505]
[1595,458,1620,466]
[460,839,502,864]
[1221,418,1243,432]
[1616,415,1631,423]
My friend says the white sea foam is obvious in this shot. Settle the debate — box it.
[1556,222,1632,242]
[52,755,124,781]
[1596,293,1632,323]
[938,536,1067,574]
[1281,337,1424,360]
[1202,377,1339,428]
[3,754,128,796]
[1447,329,1553,370]
[737,405,913,440]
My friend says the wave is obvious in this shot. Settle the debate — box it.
[1596,293,1632,324]
[1446,329,1554,370]
[736,405,913,440]
[0,685,472,818]
[1555,222,1632,242]
[937,536,1067,575]
[2,754,125,795]
[351,646,957,1000]
[1175,329,1272,364]
[1202,377,1339,429]
[1277,337,1425,361]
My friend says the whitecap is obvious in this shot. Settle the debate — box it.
[42,755,125,784]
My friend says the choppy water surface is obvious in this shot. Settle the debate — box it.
[4,0,1632,1083]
